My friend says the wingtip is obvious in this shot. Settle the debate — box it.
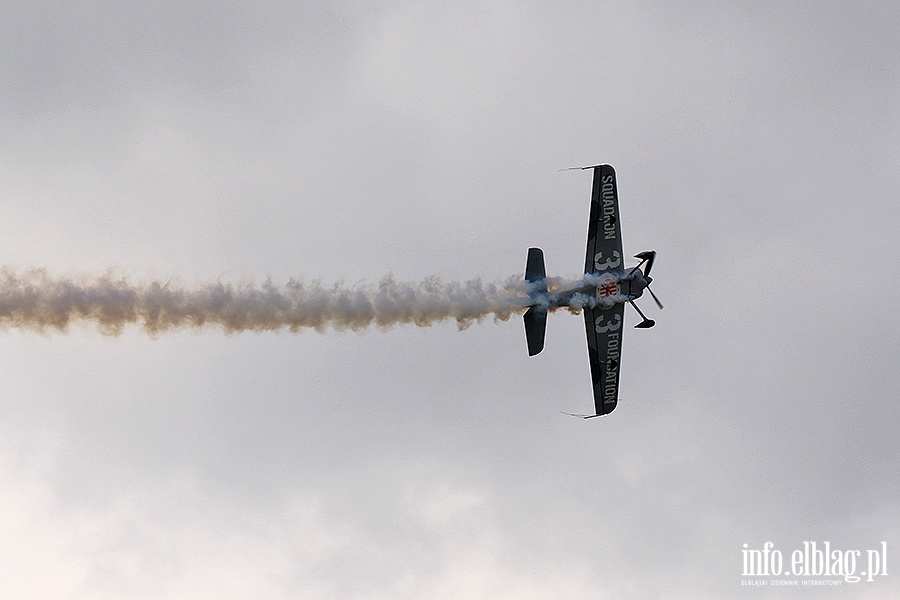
[560,411,601,419]
[558,163,608,172]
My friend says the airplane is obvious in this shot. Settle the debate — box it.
[521,164,661,418]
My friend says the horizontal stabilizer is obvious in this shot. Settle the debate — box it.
[525,247,547,292]
[524,247,548,356]
[524,306,547,356]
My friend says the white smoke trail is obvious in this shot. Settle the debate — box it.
[0,269,531,335]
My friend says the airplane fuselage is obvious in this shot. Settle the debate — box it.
[530,266,651,309]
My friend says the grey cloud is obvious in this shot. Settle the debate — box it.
[1,1,898,598]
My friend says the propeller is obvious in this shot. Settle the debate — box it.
[633,251,662,309]
[646,285,664,310]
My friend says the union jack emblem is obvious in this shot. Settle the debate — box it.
[598,281,618,298]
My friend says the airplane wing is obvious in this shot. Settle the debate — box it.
[583,164,624,416]
[584,164,623,278]
[584,304,623,415]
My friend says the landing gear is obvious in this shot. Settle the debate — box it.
[628,299,655,329]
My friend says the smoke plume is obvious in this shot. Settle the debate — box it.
[0,269,530,335]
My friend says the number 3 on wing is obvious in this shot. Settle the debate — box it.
[594,250,621,271]
[595,313,622,333]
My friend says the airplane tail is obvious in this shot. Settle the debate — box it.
[524,247,548,356]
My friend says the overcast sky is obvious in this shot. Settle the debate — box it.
[1,1,898,598]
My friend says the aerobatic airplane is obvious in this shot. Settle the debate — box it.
[522,164,661,418]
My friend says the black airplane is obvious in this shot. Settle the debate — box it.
[522,164,661,418]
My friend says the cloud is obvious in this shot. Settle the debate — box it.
[1,1,898,598]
